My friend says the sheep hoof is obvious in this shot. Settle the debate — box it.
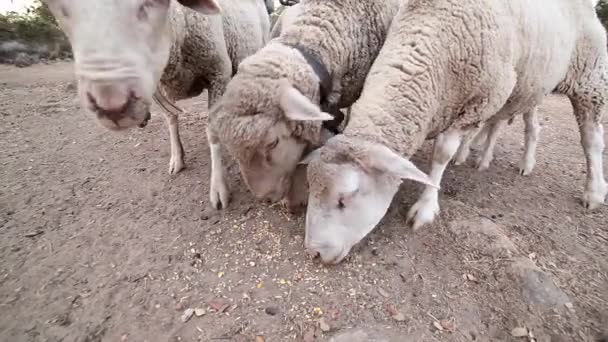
[406,196,440,231]
[518,158,535,176]
[476,158,490,171]
[168,156,186,175]
[582,184,607,210]
[210,180,230,210]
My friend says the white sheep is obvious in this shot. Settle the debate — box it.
[208,0,401,209]
[455,106,541,176]
[291,0,607,264]
[43,0,271,209]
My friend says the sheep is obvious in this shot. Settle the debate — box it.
[43,0,271,209]
[454,106,542,176]
[207,0,401,209]
[291,0,607,264]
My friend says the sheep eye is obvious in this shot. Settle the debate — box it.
[338,198,345,210]
[267,138,279,150]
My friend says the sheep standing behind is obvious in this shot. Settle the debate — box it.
[290,0,607,264]
[43,0,271,209]
[208,0,401,209]
[455,106,541,176]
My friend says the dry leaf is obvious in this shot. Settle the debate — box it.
[207,298,227,311]
[511,327,528,337]
[439,319,455,332]
[385,304,398,316]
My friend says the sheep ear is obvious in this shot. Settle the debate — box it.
[299,148,322,165]
[360,144,439,188]
[279,79,334,121]
[177,0,221,14]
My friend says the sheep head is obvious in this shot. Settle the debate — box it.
[300,135,437,264]
[42,0,221,130]
[211,77,331,203]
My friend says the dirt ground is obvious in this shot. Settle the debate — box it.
[1,61,607,342]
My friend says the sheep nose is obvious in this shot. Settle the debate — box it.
[86,83,134,114]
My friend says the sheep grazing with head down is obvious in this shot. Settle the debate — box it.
[455,106,542,176]
[294,0,608,264]
[208,0,401,209]
[42,0,271,208]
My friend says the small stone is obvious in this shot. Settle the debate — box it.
[465,274,479,283]
[265,307,279,316]
[181,308,194,323]
[511,327,528,337]
[194,308,206,317]
[319,318,330,332]
[564,302,574,310]
[174,302,185,311]
[392,312,406,322]
[433,321,444,331]
[255,336,265,342]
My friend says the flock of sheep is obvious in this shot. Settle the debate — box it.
[43,0,607,264]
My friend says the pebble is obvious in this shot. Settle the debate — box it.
[194,308,206,317]
[319,318,331,332]
[511,327,528,337]
[265,307,279,316]
[181,308,194,323]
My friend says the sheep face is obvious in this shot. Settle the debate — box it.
[215,78,331,202]
[300,137,436,264]
[43,0,221,130]
[237,121,308,202]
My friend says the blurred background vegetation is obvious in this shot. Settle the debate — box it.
[0,0,70,64]
[1,0,608,65]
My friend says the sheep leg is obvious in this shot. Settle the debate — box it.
[406,129,462,230]
[573,106,607,210]
[519,107,540,176]
[454,127,481,165]
[207,78,231,210]
[162,110,186,175]
[475,120,504,171]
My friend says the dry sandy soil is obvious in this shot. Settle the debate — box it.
[0,61,607,342]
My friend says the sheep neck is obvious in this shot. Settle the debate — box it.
[282,41,345,134]
[343,91,437,159]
